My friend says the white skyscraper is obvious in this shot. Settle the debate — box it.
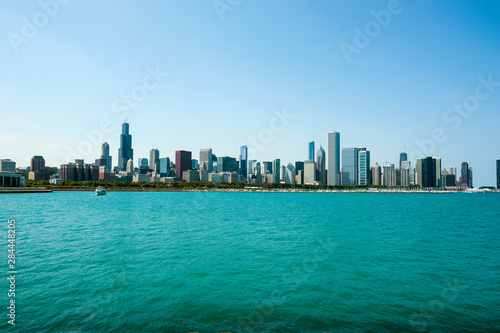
[327,131,340,186]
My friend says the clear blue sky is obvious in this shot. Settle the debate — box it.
[1,0,499,186]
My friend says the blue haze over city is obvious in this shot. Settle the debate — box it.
[1,0,499,186]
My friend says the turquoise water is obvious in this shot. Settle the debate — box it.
[1,192,499,332]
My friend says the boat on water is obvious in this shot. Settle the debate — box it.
[95,186,106,195]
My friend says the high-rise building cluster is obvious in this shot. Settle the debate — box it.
[1,121,496,189]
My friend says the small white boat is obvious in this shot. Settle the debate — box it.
[95,186,106,195]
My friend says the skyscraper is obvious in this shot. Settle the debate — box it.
[159,157,170,176]
[118,122,133,171]
[342,148,358,185]
[316,146,326,185]
[497,160,500,189]
[30,156,45,174]
[304,161,316,185]
[126,159,134,174]
[175,150,192,180]
[422,157,437,188]
[199,148,213,172]
[272,159,280,184]
[358,148,370,185]
[239,145,248,177]
[371,163,381,185]
[217,156,238,172]
[294,161,304,184]
[327,131,340,186]
[460,162,473,189]
[261,162,272,174]
[100,143,112,169]
[309,141,315,162]
[149,148,159,172]
[399,152,407,167]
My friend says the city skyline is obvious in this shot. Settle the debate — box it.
[1,118,498,188]
[1,1,499,186]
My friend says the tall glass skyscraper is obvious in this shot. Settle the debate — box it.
[309,141,315,162]
[118,122,133,171]
[327,131,340,186]
[239,145,248,177]
[358,148,370,185]
[272,159,280,184]
[316,146,326,185]
[342,148,358,185]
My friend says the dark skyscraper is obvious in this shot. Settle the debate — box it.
[400,152,407,167]
[239,145,248,177]
[30,156,45,174]
[460,162,473,189]
[118,122,133,171]
[497,160,500,189]
[422,156,437,188]
[175,150,192,179]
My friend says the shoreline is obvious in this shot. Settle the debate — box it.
[2,187,497,194]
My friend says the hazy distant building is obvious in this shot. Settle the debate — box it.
[0,159,16,172]
[327,131,340,186]
[342,148,358,185]
[175,150,192,179]
[309,141,315,162]
[371,163,381,185]
[199,148,213,173]
[118,122,133,171]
